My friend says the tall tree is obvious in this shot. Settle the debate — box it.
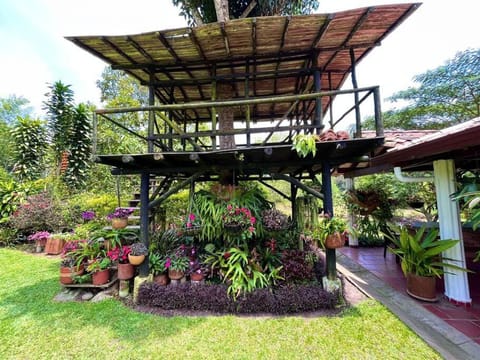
[43,81,75,165]
[63,104,92,189]
[10,116,47,181]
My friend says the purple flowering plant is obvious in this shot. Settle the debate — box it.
[106,208,133,220]
[27,231,51,242]
[82,210,96,221]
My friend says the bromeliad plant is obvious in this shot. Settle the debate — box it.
[388,226,469,278]
[107,245,131,264]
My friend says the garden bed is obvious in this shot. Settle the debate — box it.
[137,282,341,315]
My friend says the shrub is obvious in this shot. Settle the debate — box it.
[68,192,118,219]
[9,192,65,235]
[138,283,338,314]
[280,250,314,283]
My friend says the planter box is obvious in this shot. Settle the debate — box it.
[45,238,64,255]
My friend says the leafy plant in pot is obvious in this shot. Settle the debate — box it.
[107,245,134,280]
[128,242,148,265]
[106,208,133,229]
[87,257,112,285]
[261,208,290,232]
[149,252,169,285]
[166,251,189,280]
[59,256,85,285]
[316,214,347,249]
[388,226,470,302]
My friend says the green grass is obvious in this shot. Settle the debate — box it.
[0,248,440,360]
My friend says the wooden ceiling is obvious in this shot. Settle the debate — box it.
[67,3,420,124]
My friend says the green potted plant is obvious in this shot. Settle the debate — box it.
[87,257,112,285]
[149,252,169,285]
[292,133,319,158]
[316,214,347,249]
[59,256,85,285]
[128,242,148,265]
[388,226,470,301]
[166,251,189,280]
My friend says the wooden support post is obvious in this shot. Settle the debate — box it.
[350,48,361,138]
[322,161,336,280]
[148,73,155,153]
[327,72,334,128]
[245,61,251,147]
[92,112,97,155]
[313,52,323,134]
[139,171,150,276]
[211,65,217,150]
[373,86,383,137]
[290,182,300,249]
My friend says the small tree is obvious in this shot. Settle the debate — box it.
[63,104,92,189]
[10,116,47,181]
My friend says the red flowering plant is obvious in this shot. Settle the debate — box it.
[222,204,256,240]
[182,213,202,235]
[107,245,131,264]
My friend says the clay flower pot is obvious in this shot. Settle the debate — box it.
[117,262,135,280]
[190,272,204,282]
[154,273,169,286]
[111,217,128,229]
[92,269,110,285]
[324,232,345,249]
[59,264,84,285]
[128,254,145,266]
[168,269,185,280]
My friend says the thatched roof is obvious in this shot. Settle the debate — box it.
[67,3,420,123]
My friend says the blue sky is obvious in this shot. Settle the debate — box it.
[1,0,479,118]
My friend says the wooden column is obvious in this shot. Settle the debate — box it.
[345,177,358,247]
[350,48,361,138]
[322,161,336,280]
[148,72,155,153]
[138,171,150,276]
[433,159,471,304]
[313,52,323,134]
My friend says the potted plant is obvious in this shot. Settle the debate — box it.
[183,212,202,236]
[128,242,148,265]
[27,231,50,253]
[46,232,72,255]
[222,204,256,240]
[292,133,319,158]
[188,257,206,282]
[388,226,469,301]
[261,208,290,232]
[166,251,189,280]
[81,210,96,223]
[149,252,169,285]
[106,208,134,229]
[59,256,85,285]
[87,257,112,285]
[316,214,347,249]
[108,245,134,280]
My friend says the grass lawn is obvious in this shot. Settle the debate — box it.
[0,248,440,359]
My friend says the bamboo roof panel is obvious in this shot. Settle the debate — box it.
[68,3,420,123]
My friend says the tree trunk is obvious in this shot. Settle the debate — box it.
[214,0,229,22]
[217,82,236,149]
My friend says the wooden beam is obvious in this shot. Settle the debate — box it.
[149,172,203,209]
[270,173,323,199]
[240,1,257,18]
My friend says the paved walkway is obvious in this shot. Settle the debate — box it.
[337,246,480,360]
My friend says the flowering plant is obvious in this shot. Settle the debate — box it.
[27,231,50,243]
[81,210,96,221]
[222,204,256,239]
[106,208,133,220]
[61,239,85,257]
[107,246,131,264]
[184,213,201,229]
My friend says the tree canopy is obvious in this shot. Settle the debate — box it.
[364,48,480,130]
[172,0,319,26]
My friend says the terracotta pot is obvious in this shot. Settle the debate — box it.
[60,264,85,285]
[45,238,65,255]
[92,269,110,285]
[406,273,438,302]
[325,232,345,249]
[117,262,135,280]
[168,269,184,280]
[154,273,169,286]
[111,217,128,229]
[190,272,204,282]
[128,254,145,266]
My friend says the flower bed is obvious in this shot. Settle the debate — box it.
[138,283,339,314]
